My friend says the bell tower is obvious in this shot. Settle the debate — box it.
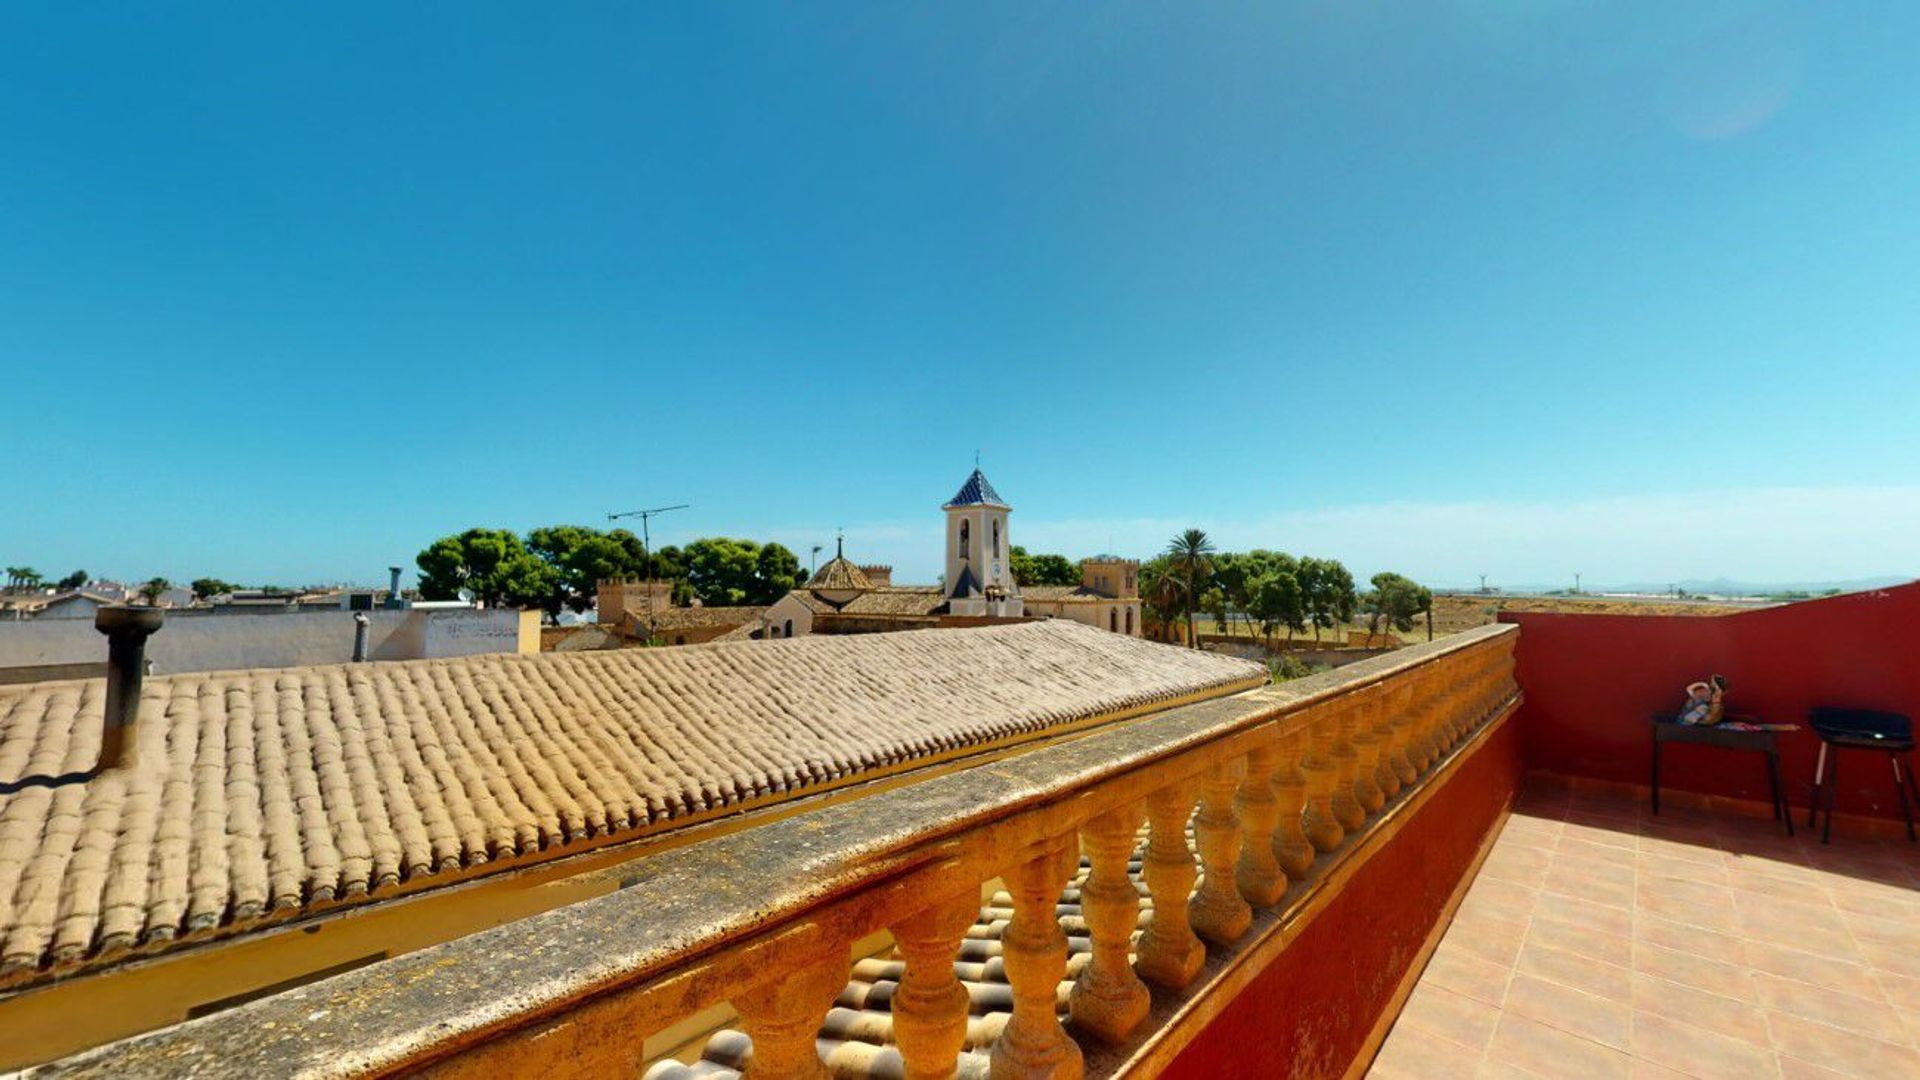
[943,467,1022,617]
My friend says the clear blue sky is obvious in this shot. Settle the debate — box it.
[4,4,1917,588]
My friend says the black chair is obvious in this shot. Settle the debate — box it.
[1806,707,1917,843]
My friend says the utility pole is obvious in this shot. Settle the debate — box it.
[1478,573,1488,595]
[608,503,689,642]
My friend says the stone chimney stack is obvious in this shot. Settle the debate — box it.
[95,606,163,771]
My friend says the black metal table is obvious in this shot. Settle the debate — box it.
[1649,715,1792,835]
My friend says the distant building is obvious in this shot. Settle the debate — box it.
[764,468,1141,639]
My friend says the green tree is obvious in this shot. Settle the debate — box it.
[1248,570,1305,646]
[6,566,43,591]
[1008,546,1080,587]
[1164,528,1216,649]
[528,525,649,619]
[56,570,88,591]
[684,537,765,606]
[1139,554,1187,641]
[1364,572,1431,639]
[754,542,803,602]
[190,578,242,601]
[1297,557,1357,642]
[416,529,560,612]
[138,577,171,605]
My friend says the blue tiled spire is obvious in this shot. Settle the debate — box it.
[944,468,1009,509]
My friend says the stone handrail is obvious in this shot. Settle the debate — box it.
[31,625,1519,1080]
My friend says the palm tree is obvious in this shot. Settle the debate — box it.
[138,577,171,606]
[1164,529,1216,649]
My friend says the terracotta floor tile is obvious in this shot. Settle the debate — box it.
[1633,911,1748,966]
[1463,877,1541,922]
[1629,1010,1781,1080]
[1752,969,1904,1043]
[1482,846,1553,889]
[1632,887,1743,934]
[1447,911,1531,969]
[1766,1011,1920,1076]
[1730,891,1850,935]
[1503,973,1632,1051]
[1843,908,1920,951]
[1629,972,1772,1048]
[1486,1012,1632,1080]
[1874,970,1920,1012]
[1526,914,1632,967]
[1725,866,1829,905]
[1774,1054,1856,1080]
[1396,981,1504,1053]
[1640,852,1728,887]
[1628,1059,1694,1080]
[1370,1018,1487,1079]
[1638,875,1735,910]
[1533,892,1635,939]
[1515,940,1633,1004]
[1559,836,1641,868]
[1562,820,1641,851]
[1858,937,1920,981]
[1425,942,1515,1007]
[1638,832,1724,865]
[1631,941,1756,1001]
[1741,939,1884,999]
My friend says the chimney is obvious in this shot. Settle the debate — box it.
[352,611,372,661]
[386,566,405,609]
[95,606,164,771]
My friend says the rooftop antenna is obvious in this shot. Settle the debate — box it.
[607,503,689,639]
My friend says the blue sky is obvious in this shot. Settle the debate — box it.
[4,3,1916,589]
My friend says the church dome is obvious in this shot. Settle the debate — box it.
[809,555,873,592]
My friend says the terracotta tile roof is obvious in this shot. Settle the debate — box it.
[1021,585,1111,603]
[837,588,947,617]
[635,606,767,631]
[0,622,1262,985]
[807,557,873,592]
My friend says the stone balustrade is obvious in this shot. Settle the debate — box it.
[32,625,1520,1080]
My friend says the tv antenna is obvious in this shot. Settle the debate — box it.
[607,503,689,639]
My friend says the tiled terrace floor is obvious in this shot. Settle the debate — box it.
[1371,782,1920,1079]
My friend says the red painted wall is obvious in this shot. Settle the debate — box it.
[1165,710,1523,1079]
[1504,583,1920,820]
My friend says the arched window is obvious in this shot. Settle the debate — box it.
[1109,608,1118,632]
[959,519,970,560]
[784,619,794,637]
[1126,607,1134,634]
[991,519,1000,557]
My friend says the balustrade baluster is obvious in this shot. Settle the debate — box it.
[990,838,1084,1080]
[1382,681,1417,792]
[1407,670,1440,774]
[1300,711,1346,854]
[1135,779,1205,989]
[1329,701,1367,833]
[1069,804,1150,1043]
[735,933,849,1080]
[1191,759,1251,944]
[892,892,985,1080]
[1349,691,1388,813]
[1366,687,1402,802]
[1235,743,1286,906]
[1271,726,1316,881]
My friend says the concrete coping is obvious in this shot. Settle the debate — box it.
[29,624,1516,1079]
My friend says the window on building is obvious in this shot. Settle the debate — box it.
[991,519,1000,557]
[959,519,970,560]
[1110,608,1118,632]
[784,619,794,637]
[1126,608,1134,634]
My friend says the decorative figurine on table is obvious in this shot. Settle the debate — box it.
[1679,674,1728,725]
